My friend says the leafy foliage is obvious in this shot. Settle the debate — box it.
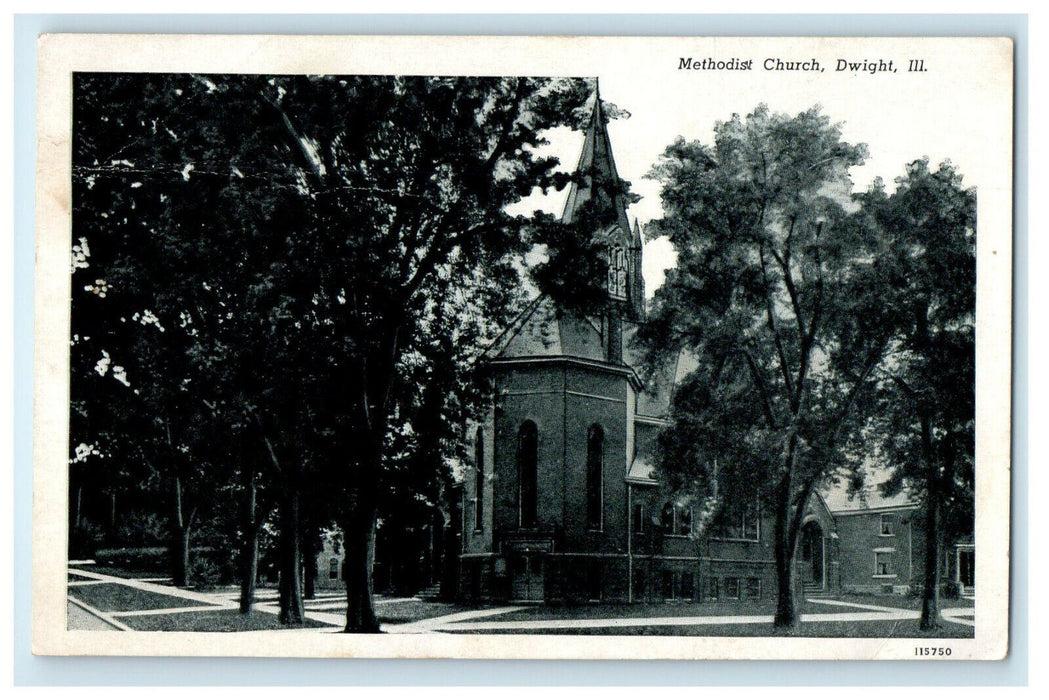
[70,73,593,627]
[640,104,886,626]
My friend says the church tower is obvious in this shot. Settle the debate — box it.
[560,90,646,325]
[460,88,652,604]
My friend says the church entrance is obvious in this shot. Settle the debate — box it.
[509,553,544,602]
[799,521,824,590]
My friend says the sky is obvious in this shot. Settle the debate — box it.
[504,37,1011,298]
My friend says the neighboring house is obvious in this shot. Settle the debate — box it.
[822,479,920,595]
[458,91,973,604]
[821,477,974,596]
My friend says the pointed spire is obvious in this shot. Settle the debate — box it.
[560,87,631,238]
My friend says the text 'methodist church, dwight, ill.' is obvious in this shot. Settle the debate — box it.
[453,93,976,604]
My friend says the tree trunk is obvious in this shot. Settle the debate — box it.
[238,469,259,614]
[773,471,799,630]
[278,492,305,625]
[171,524,192,587]
[773,528,799,628]
[170,475,192,587]
[920,457,942,629]
[343,505,380,633]
[239,529,259,614]
[303,537,317,601]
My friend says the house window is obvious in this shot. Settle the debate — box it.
[474,427,484,532]
[875,551,895,576]
[632,503,645,534]
[706,577,719,600]
[745,577,762,599]
[661,501,693,537]
[879,514,895,536]
[518,421,538,527]
[714,498,760,541]
[586,425,604,530]
[724,576,741,599]
[328,557,339,581]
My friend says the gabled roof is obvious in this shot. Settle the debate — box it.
[820,469,918,514]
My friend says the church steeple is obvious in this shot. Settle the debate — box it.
[561,87,645,323]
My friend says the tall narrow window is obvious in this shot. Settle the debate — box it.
[518,421,538,527]
[474,427,484,532]
[586,424,604,530]
[607,244,627,300]
[632,503,645,534]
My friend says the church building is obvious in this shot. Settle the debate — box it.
[458,93,786,603]
[456,93,969,605]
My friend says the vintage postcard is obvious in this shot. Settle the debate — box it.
[33,34,1013,659]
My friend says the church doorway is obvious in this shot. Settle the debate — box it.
[799,521,825,590]
[509,553,544,602]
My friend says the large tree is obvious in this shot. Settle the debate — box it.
[254,76,593,632]
[857,159,976,628]
[640,105,890,629]
[71,73,593,629]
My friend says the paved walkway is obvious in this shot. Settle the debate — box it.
[67,567,345,631]
[67,565,975,634]
[67,599,126,631]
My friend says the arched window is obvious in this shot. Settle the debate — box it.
[586,424,604,530]
[518,421,538,527]
[607,243,627,299]
[474,427,484,532]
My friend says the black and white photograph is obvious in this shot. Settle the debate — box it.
[32,34,1013,659]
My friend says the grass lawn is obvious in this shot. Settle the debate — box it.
[67,573,94,582]
[445,595,974,638]
[455,617,974,637]
[488,600,778,623]
[120,609,334,632]
[375,600,482,625]
[813,593,974,611]
[72,563,170,580]
[69,583,206,613]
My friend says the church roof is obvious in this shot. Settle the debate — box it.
[483,296,606,362]
[483,298,697,420]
